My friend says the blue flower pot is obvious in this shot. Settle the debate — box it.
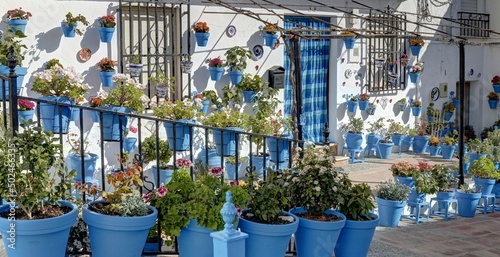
[440,144,456,160]
[334,213,379,257]
[151,166,174,186]
[366,134,381,150]
[409,72,420,83]
[163,119,195,151]
[408,192,426,204]
[410,45,421,56]
[443,111,453,121]
[213,127,242,156]
[195,32,210,47]
[346,100,358,113]
[249,155,270,178]
[9,19,28,33]
[263,33,278,47]
[100,106,130,141]
[39,96,72,133]
[178,219,214,257]
[412,135,430,153]
[429,146,441,156]
[492,183,500,196]
[197,148,223,168]
[71,106,80,122]
[123,137,137,152]
[474,177,496,196]
[358,100,369,111]
[411,106,422,116]
[225,162,243,180]
[99,71,116,87]
[436,191,455,210]
[143,240,163,252]
[488,99,498,109]
[452,98,460,109]
[70,152,99,182]
[209,66,224,81]
[0,200,77,257]
[395,176,415,191]
[376,142,394,159]
[376,197,406,227]
[392,134,404,146]
[0,65,27,100]
[243,90,256,103]
[238,211,299,257]
[266,136,290,163]
[61,21,76,37]
[200,100,210,115]
[83,202,158,257]
[229,70,243,85]
[469,153,487,164]
[90,110,99,123]
[345,132,362,150]
[493,84,500,93]
[18,109,35,125]
[290,208,346,257]
[343,37,356,50]
[402,136,414,152]
[98,26,115,43]
[456,191,481,217]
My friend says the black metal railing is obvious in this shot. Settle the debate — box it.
[457,12,490,38]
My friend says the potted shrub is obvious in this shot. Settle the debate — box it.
[206,56,225,81]
[443,102,455,121]
[387,119,407,146]
[142,133,173,186]
[455,183,482,217]
[0,29,28,99]
[61,12,89,37]
[365,118,384,157]
[409,62,424,83]
[261,23,279,47]
[286,145,348,257]
[97,57,116,87]
[17,99,35,125]
[491,75,500,93]
[426,102,440,122]
[236,74,264,103]
[67,132,99,183]
[441,132,458,159]
[413,117,430,153]
[128,54,143,78]
[409,36,425,56]
[340,117,364,150]
[411,161,439,203]
[6,7,32,33]
[81,161,158,257]
[97,14,116,43]
[377,124,395,159]
[466,138,492,163]
[375,180,410,227]
[192,21,210,47]
[224,46,252,85]
[469,157,500,196]
[149,73,175,99]
[487,91,499,109]
[431,164,457,211]
[0,123,78,257]
[202,108,247,156]
[358,93,370,111]
[402,128,417,152]
[238,171,299,257]
[181,53,193,74]
[428,136,441,156]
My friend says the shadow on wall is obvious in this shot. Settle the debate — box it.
[80,24,101,60]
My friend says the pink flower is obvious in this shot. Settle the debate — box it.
[143,192,153,202]
[235,205,242,216]
[230,180,239,186]
[129,125,138,134]
[255,65,259,70]
[156,184,168,198]
[176,158,193,169]
[209,166,224,177]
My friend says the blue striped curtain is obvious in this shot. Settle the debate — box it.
[284,17,330,143]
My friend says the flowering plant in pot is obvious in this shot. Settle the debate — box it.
[6,7,32,33]
[17,99,35,125]
[207,56,225,81]
[192,21,209,33]
[98,57,116,86]
[97,14,116,43]
[390,161,418,177]
[261,23,279,34]
[153,98,201,121]
[375,180,410,227]
[410,62,424,73]
[62,12,89,37]
[98,14,116,28]
[0,123,78,257]
[101,74,149,113]
[192,21,210,46]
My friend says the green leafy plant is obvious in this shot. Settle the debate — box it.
[431,164,457,192]
[376,180,410,201]
[340,117,364,134]
[337,181,375,221]
[0,122,75,220]
[469,157,500,179]
[443,102,455,113]
[148,73,175,88]
[63,12,89,36]
[0,28,27,66]
[142,134,173,170]
[387,119,407,135]
[426,102,440,117]
[153,99,201,120]
[466,138,493,154]
[236,74,264,92]
[100,74,149,113]
[31,65,90,100]
[45,58,63,69]
[413,162,439,194]
[366,118,384,135]
[202,108,247,128]
[130,54,141,64]
[224,46,252,72]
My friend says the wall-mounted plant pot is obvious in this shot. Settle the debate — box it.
[229,70,243,85]
[195,32,210,47]
[411,106,422,116]
[343,37,356,50]
[98,26,115,43]
[397,102,406,112]
[209,66,224,81]
[181,61,193,74]
[367,104,377,115]
[263,33,279,47]
[243,90,256,103]
[492,84,500,93]
[388,74,399,86]
[409,45,421,56]
[452,98,460,109]
[358,100,369,111]
[129,64,143,78]
[61,21,76,37]
[488,99,499,109]
[443,111,453,121]
[9,19,28,33]
[346,100,358,113]
[99,71,116,87]
[409,72,420,83]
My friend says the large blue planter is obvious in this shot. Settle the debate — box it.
[410,45,421,56]
[402,136,414,152]
[178,219,214,257]
[0,200,77,257]
[409,72,420,83]
[345,132,363,150]
[100,106,130,141]
[99,71,116,87]
[209,66,224,81]
[229,70,243,85]
[334,213,379,257]
[243,90,256,103]
[394,176,425,204]
[151,166,174,186]
[195,32,210,47]
[163,119,195,151]
[263,33,279,47]
[412,135,430,153]
[83,202,158,257]
[358,100,369,111]
[225,162,243,180]
[343,37,356,49]
[493,84,500,93]
[238,211,299,257]
[249,155,269,178]
[0,65,27,100]
[346,100,358,113]
[456,191,481,217]
[440,144,456,159]
[266,136,290,163]
[474,177,496,196]
[366,134,381,149]
[429,146,441,156]
[469,153,487,164]
[18,109,35,125]
[9,19,28,33]
[61,21,77,37]
[70,152,99,182]
[376,142,394,159]
[197,148,223,168]
[411,106,422,116]
[392,134,404,146]
[213,127,241,156]
[39,96,72,133]
[71,106,81,122]
[123,137,137,152]
[376,197,406,227]
[290,208,346,257]
[436,191,455,211]
[488,99,498,109]
[98,26,115,43]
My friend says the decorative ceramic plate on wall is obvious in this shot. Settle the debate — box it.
[226,25,236,37]
[252,45,264,60]
[78,48,92,62]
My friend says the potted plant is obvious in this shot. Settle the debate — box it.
[358,93,370,111]
[455,183,482,217]
[61,12,89,37]
[377,123,395,159]
[99,74,149,140]
[387,119,407,146]
[128,54,143,78]
[0,123,78,257]
[238,171,299,257]
[192,21,210,47]
[340,29,356,49]
[6,7,32,33]
[0,29,28,99]
[413,117,430,153]
[286,145,348,257]
[202,108,247,156]
[487,91,499,109]
[426,102,440,122]
[153,99,201,151]
[81,161,158,257]
[123,125,138,152]
[17,99,35,125]
[263,109,292,163]
[181,53,193,74]
[97,57,116,87]
[400,53,410,66]
[491,75,500,93]
[346,95,358,113]
[335,180,378,257]
[224,46,252,85]
[142,133,173,186]
[236,74,264,102]
[396,98,407,112]
[409,36,425,55]
[441,131,458,159]
[97,14,116,43]
[443,102,455,121]
[375,180,410,227]
[410,162,439,204]
[466,138,492,163]
[469,157,500,196]
[224,156,248,180]
[403,128,417,152]
[340,116,364,150]
[431,164,457,212]
[67,132,99,183]
[409,62,424,83]
[88,91,106,122]
[365,118,384,157]
[149,73,175,99]
[31,65,90,133]
[206,56,225,81]
[261,23,279,47]
[428,136,441,156]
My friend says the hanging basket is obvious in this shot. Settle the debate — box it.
[367,104,377,115]
[488,99,499,109]
[375,58,385,68]
[343,37,356,50]
[409,72,420,83]
[410,45,421,56]
[181,61,193,74]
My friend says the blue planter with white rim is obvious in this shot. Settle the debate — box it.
[455,190,481,217]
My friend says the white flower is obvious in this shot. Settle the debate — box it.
[234,104,241,109]
[140,94,150,104]
[332,186,337,191]
[314,186,321,192]
[313,180,318,185]
[292,177,299,183]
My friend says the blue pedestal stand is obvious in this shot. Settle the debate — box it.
[430,197,457,221]
[211,191,248,257]
[477,194,496,214]
[347,147,364,163]
[401,201,430,224]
